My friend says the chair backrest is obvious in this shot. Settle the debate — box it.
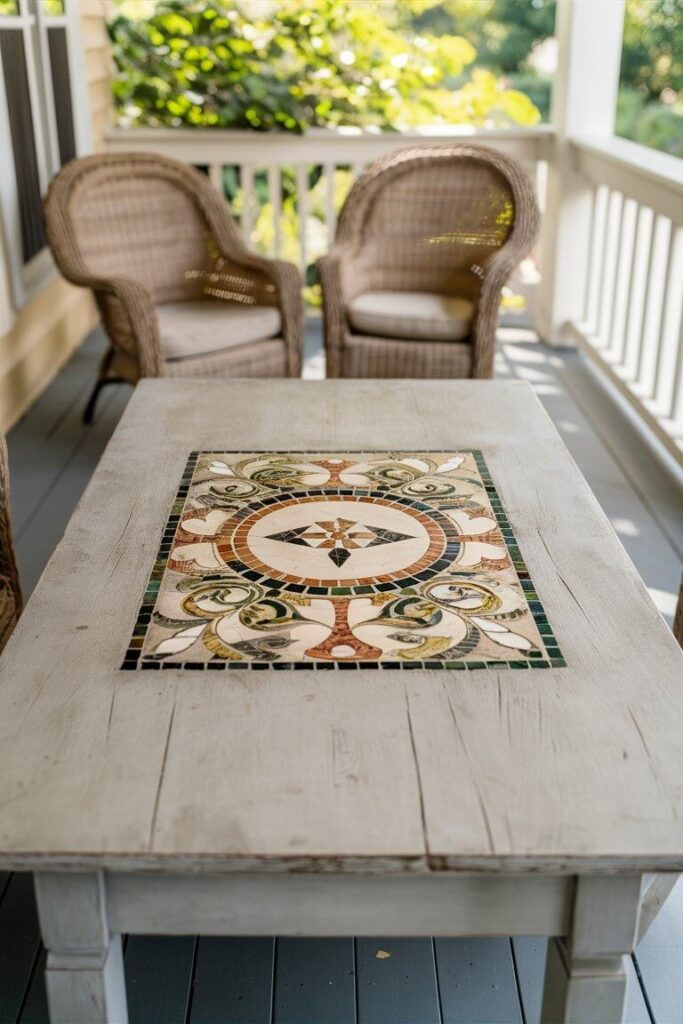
[45,153,242,305]
[336,144,539,298]
[0,434,21,653]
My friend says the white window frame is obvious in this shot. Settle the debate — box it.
[0,0,90,325]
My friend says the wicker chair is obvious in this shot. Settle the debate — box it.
[319,143,540,379]
[44,152,304,421]
[0,435,21,654]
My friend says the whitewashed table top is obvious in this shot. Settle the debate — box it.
[0,379,681,875]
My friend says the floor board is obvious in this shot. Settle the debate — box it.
[8,335,112,535]
[14,383,132,594]
[511,936,547,1024]
[3,324,682,1023]
[559,352,683,558]
[0,875,41,1024]
[189,937,275,1024]
[434,938,522,1024]
[498,334,682,625]
[273,938,356,1024]
[634,879,683,1024]
[125,936,196,1024]
[355,939,441,1024]
[17,948,48,1024]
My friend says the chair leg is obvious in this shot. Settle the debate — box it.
[83,349,125,425]
[83,378,126,425]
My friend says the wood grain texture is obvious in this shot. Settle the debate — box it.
[34,873,128,1024]
[541,876,642,1024]
[570,876,642,958]
[107,873,572,937]
[511,938,651,1024]
[0,379,682,873]
[34,873,109,953]
[637,873,679,943]
[540,939,627,1024]
[44,937,127,1024]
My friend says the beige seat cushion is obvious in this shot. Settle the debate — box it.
[347,291,474,342]
[157,300,281,361]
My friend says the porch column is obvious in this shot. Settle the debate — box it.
[535,0,625,346]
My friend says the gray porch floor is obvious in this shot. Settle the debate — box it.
[1,323,682,1024]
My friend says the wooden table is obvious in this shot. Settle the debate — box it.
[0,379,681,1024]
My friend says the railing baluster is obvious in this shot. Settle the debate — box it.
[608,196,637,363]
[584,185,609,333]
[268,165,282,258]
[296,164,308,276]
[637,214,672,398]
[652,225,683,417]
[240,164,255,243]
[209,164,223,196]
[670,315,683,428]
[532,161,549,270]
[596,190,623,349]
[622,205,654,382]
[535,160,548,217]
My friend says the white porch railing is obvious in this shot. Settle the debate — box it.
[567,136,683,464]
[106,125,552,321]
[106,124,683,466]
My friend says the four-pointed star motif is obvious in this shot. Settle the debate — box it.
[266,517,415,567]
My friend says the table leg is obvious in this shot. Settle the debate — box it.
[541,875,642,1024]
[34,871,128,1024]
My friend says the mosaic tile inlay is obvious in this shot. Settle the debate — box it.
[122,451,565,671]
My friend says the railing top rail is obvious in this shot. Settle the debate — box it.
[106,124,555,144]
[571,134,683,197]
[105,124,554,164]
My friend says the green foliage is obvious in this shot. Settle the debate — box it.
[617,86,683,157]
[107,0,683,171]
[409,0,556,75]
[620,0,683,100]
[109,0,542,132]
[617,1,683,156]
[398,0,556,121]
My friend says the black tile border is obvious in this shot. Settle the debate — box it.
[121,450,566,672]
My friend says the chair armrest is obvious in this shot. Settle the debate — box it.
[470,177,540,378]
[212,247,304,378]
[190,186,304,376]
[470,247,527,379]
[318,245,368,377]
[262,257,304,378]
[92,275,163,378]
[318,251,347,378]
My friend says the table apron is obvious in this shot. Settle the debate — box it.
[106,871,574,937]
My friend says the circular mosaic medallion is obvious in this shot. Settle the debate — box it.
[216,489,461,593]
